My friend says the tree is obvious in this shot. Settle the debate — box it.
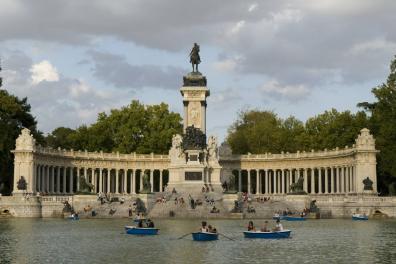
[358,56,396,195]
[226,110,306,154]
[0,88,43,194]
[46,100,183,154]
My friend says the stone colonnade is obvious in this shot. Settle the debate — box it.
[34,164,169,195]
[232,166,356,195]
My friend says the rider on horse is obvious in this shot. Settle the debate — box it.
[189,43,201,72]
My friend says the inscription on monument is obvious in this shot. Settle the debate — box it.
[185,171,203,181]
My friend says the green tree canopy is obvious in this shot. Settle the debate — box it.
[0,89,43,194]
[46,100,182,154]
[358,56,396,194]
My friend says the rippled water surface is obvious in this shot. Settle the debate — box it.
[1,218,396,264]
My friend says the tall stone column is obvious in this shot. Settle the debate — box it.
[150,170,154,193]
[69,168,74,194]
[84,167,88,183]
[346,167,350,193]
[330,167,334,193]
[45,166,49,193]
[37,165,41,192]
[325,168,328,194]
[256,170,260,194]
[159,170,163,192]
[107,170,111,193]
[303,169,308,193]
[76,168,80,192]
[318,168,322,194]
[264,170,268,194]
[115,169,119,194]
[238,170,242,192]
[123,169,127,193]
[132,170,136,194]
[269,170,272,194]
[310,168,315,194]
[247,170,251,194]
[99,169,103,193]
[280,169,285,194]
[340,166,344,193]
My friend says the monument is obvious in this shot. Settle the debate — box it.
[167,43,222,193]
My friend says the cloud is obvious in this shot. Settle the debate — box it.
[30,60,59,84]
[87,50,187,90]
[2,50,130,133]
[259,80,310,101]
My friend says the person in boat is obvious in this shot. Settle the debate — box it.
[273,219,283,231]
[146,219,155,228]
[247,221,255,231]
[260,221,269,232]
[200,221,208,232]
[137,219,144,228]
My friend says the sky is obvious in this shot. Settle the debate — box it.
[1,0,395,142]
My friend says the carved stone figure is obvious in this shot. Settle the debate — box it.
[169,134,184,164]
[15,128,36,151]
[289,176,306,194]
[363,177,373,191]
[182,125,206,150]
[142,174,151,193]
[17,176,27,190]
[309,200,319,213]
[207,135,218,162]
[189,43,201,72]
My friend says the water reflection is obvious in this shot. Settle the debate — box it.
[0,218,395,264]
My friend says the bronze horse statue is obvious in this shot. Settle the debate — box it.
[189,43,201,72]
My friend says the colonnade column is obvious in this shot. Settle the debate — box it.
[281,170,285,194]
[107,170,111,193]
[46,166,50,193]
[238,170,242,192]
[99,169,103,193]
[132,170,136,194]
[325,168,328,194]
[159,170,163,192]
[150,170,154,193]
[115,169,119,194]
[269,170,272,194]
[123,169,127,193]
[51,167,55,194]
[76,168,80,192]
[310,168,315,194]
[247,170,251,194]
[62,167,67,194]
[256,170,260,194]
[139,170,143,192]
[346,167,350,194]
[264,170,268,194]
[318,168,322,194]
[37,166,41,192]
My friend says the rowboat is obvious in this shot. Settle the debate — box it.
[67,215,79,220]
[125,226,159,235]
[272,214,286,220]
[352,214,368,221]
[284,216,306,221]
[192,232,219,241]
[243,230,291,239]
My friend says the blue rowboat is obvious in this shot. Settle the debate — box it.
[192,232,219,241]
[284,216,306,221]
[243,230,291,239]
[352,214,368,221]
[125,226,159,235]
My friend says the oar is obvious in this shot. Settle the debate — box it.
[218,233,235,241]
[177,232,192,239]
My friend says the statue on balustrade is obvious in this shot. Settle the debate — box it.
[363,177,373,191]
[289,176,307,195]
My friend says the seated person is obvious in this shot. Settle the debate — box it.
[137,219,143,228]
[260,221,269,232]
[146,219,155,228]
[200,221,208,232]
[247,221,255,231]
[273,219,283,231]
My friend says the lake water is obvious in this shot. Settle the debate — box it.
[1,218,395,264]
